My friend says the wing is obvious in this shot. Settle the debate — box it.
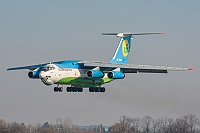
[79,61,194,73]
[7,61,63,71]
[7,63,48,70]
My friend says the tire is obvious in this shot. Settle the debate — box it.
[66,87,71,92]
[89,87,94,92]
[78,88,83,92]
[95,87,99,92]
[59,87,63,92]
[72,87,77,92]
[102,87,105,92]
[54,87,58,92]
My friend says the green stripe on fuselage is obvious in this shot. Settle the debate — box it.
[56,77,114,88]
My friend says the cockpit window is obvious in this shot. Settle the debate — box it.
[42,66,55,71]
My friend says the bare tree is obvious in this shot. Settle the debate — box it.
[151,119,161,133]
[55,117,75,133]
[109,122,123,133]
[132,118,141,133]
[0,119,7,133]
[6,122,27,133]
[175,117,189,133]
[159,117,169,133]
[184,114,199,133]
[141,116,153,133]
[119,116,134,133]
[109,116,134,133]
[166,118,175,133]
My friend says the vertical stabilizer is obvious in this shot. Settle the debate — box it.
[109,35,133,64]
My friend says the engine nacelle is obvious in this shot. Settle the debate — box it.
[28,69,40,79]
[87,70,104,78]
[107,71,125,79]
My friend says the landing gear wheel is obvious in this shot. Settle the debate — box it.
[54,87,58,92]
[66,87,72,92]
[59,87,63,92]
[89,87,105,93]
[100,87,105,92]
[77,88,83,92]
[54,86,63,92]
[89,87,95,92]
[66,87,83,92]
[95,87,100,92]
[72,87,77,92]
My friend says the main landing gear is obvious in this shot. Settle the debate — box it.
[66,87,83,92]
[53,86,106,93]
[89,87,105,93]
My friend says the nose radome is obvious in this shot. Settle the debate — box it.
[39,71,46,78]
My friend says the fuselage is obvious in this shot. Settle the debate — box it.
[34,61,114,88]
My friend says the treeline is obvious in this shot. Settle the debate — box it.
[0,118,104,133]
[0,118,99,133]
[0,114,200,133]
[109,114,200,133]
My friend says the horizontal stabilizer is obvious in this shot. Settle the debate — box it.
[102,32,164,37]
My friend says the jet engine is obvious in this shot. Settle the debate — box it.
[107,71,125,79]
[28,69,40,79]
[87,70,104,78]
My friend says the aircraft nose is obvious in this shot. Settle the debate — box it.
[39,71,46,78]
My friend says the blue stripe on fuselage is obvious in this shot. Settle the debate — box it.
[54,60,80,68]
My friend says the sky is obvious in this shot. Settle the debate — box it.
[0,0,200,126]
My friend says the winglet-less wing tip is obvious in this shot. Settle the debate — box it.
[188,68,195,71]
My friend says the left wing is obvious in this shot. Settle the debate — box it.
[79,61,194,73]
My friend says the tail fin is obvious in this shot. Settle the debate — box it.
[110,35,133,64]
[102,32,164,64]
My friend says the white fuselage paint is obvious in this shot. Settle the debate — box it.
[40,64,108,85]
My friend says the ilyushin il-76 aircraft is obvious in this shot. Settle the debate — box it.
[7,32,194,93]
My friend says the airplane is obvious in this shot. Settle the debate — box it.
[7,32,194,93]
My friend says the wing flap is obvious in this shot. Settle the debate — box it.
[137,69,168,73]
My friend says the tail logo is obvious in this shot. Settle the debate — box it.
[122,40,130,57]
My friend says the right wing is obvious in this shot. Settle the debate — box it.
[7,61,63,71]
[7,64,48,71]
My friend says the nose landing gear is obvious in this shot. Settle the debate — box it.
[54,86,63,92]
